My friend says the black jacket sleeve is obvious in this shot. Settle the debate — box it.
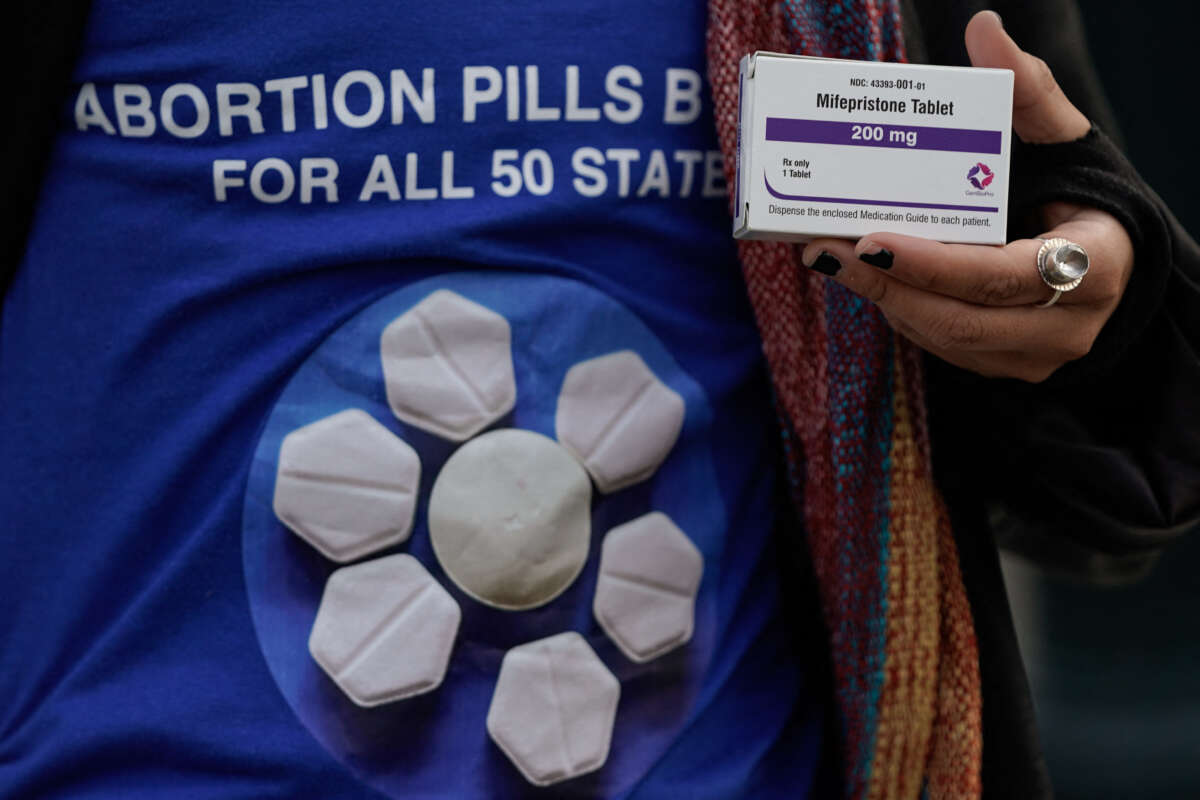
[917,0,1200,584]
[3,1,93,293]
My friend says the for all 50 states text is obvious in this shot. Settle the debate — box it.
[72,64,728,203]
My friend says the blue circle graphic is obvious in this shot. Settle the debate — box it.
[242,272,725,798]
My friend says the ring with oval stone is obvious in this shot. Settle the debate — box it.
[1034,237,1089,308]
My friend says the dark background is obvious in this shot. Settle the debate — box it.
[1080,3,1197,231]
[1008,5,1200,798]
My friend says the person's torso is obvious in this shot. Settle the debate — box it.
[0,2,824,797]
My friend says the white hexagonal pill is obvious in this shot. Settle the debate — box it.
[593,512,703,663]
[380,289,516,442]
[556,350,684,494]
[273,409,420,563]
[487,632,619,787]
[309,554,461,707]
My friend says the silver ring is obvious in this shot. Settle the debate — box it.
[1034,237,1089,308]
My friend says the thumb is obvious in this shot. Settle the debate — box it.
[964,10,1090,144]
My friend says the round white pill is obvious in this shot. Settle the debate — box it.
[380,289,516,442]
[556,350,684,494]
[308,554,461,707]
[486,632,620,787]
[428,429,591,611]
[273,409,421,563]
[593,512,703,663]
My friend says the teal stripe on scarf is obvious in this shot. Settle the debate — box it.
[825,285,896,793]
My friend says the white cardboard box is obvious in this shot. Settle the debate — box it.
[733,52,1013,244]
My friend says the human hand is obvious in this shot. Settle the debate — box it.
[800,10,1134,383]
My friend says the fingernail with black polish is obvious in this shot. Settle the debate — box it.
[809,252,841,276]
[858,246,894,270]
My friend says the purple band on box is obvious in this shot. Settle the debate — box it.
[765,117,1002,154]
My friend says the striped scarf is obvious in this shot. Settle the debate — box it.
[705,2,983,797]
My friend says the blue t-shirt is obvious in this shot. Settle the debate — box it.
[0,1,827,797]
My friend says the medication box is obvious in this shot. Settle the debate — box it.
[733,52,1013,244]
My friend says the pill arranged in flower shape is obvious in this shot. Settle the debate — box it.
[556,350,685,493]
[273,409,421,563]
[593,512,704,663]
[271,288,706,788]
[486,632,620,787]
[309,554,461,707]
[428,429,592,611]
[380,289,517,442]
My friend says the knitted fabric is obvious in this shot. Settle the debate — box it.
[705,3,983,797]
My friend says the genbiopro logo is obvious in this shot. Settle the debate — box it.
[967,162,994,190]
